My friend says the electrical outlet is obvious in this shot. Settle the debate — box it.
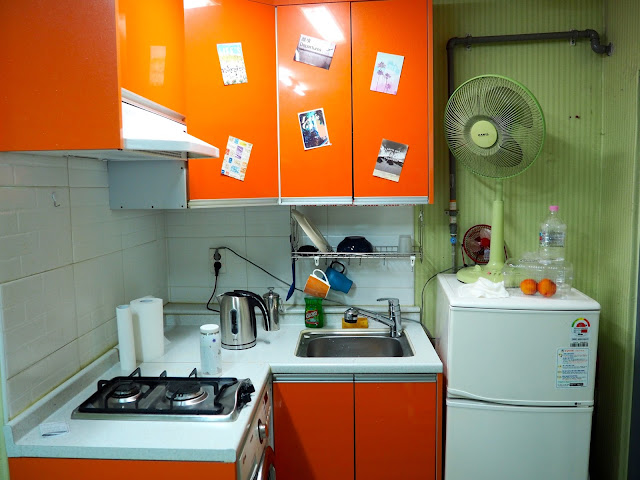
[209,248,226,274]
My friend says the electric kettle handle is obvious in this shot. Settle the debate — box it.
[233,290,271,330]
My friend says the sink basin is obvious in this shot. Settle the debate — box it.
[295,330,414,358]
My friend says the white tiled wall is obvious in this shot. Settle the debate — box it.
[166,205,415,308]
[0,153,167,419]
[0,152,416,418]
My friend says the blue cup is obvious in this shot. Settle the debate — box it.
[325,261,353,294]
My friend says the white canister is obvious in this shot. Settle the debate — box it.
[200,324,222,375]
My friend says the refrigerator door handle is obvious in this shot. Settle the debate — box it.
[447,388,594,407]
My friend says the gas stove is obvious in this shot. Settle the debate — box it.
[71,367,255,422]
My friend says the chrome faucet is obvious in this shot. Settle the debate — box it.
[344,298,403,338]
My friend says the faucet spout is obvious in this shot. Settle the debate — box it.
[344,298,402,338]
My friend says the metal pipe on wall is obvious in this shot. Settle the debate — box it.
[444,29,611,274]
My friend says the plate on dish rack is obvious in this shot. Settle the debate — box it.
[291,209,332,252]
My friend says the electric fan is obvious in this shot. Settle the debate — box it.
[461,224,508,267]
[462,224,491,265]
[444,75,545,283]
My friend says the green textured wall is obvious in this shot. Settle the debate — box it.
[415,0,640,478]
[596,0,639,478]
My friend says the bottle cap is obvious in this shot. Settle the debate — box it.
[549,205,559,212]
[200,324,220,334]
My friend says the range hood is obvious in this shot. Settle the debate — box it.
[21,89,219,162]
[113,89,220,161]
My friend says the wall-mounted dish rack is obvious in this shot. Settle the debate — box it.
[289,206,424,270]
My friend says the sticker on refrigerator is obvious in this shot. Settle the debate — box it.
[556,348,589,388]
[570,318,591,347]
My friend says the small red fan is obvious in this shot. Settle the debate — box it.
[461,224,502,266]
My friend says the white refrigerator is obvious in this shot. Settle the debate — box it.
[435,274,600,480]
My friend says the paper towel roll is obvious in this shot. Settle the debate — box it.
[116,305,137,373]
[130,297,164,361]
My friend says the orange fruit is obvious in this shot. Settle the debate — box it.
[520,279,537,295]
[537,278,557,297]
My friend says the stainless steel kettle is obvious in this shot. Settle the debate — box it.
[217,290,271,350]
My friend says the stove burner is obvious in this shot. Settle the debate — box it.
[166,381,208,406]
[110,381,143,403]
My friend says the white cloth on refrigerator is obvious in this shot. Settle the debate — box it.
[457,277,509,298]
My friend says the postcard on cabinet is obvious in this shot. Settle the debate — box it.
[298,108,331,150]
[217,42,248,85]
[221,136,253,181]
[373,139,408,182]
[294,34,336,70]
[370,52,405,95]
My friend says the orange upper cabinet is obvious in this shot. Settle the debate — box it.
[0,0,186,152]
[277,3,353,205]
[118,0,187,115]
[352,0,433,205]
[277,0,433,206]
[184,0,279,206]
[0,0,122,151]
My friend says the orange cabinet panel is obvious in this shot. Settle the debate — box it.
[9,457,235,479]
[273,379,354,480]
[277,3,353,203]
[118,0,187,114]
[351,0,433,204]
[354,375,441,480]
[274,374,441,480]
[0,0,187,153]
[0,0,122,151]
[185,0,279,203]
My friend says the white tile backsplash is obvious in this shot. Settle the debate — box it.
[167,205,415,308]
[123,240,167,302]
[73,252,124,337]
[0,153,415,419]
[0,153,168,419]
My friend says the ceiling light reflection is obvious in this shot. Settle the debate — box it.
[293,83,307,96]
[279,67,294,86]
[183,0,218,9]
[301,6,344,43]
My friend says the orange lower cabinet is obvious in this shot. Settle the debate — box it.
[354,374,440,480]
[9,458,236,479]
[273,375,355,480]
[273,373,442,480]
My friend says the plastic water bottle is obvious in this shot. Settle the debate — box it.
[539,205,567,263]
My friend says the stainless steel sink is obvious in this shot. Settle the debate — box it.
[295,330,414,358]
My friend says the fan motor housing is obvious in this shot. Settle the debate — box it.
[470,120,498,148]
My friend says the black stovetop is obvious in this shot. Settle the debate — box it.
[71,368,255,422]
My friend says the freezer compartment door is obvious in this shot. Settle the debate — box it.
[445,308,599,405]
[445,399,592,480]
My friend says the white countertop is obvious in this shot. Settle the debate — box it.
[4,313,441,462]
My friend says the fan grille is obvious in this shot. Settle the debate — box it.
[444,75,545,179]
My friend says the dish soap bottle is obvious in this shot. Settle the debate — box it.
[304,297,324,328]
